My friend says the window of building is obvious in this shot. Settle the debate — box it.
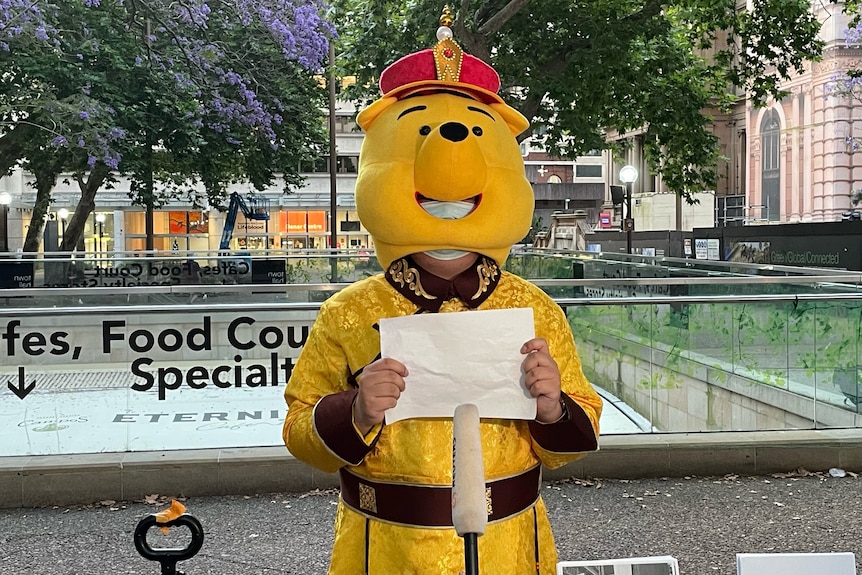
[534,199,558,209]
[760,109,780,221]
[575,165,603,178]
[337,156,358,173]
[123,210,211,253]
[299,155,359,174]
[334,114,358,133]
[300,157,328,173]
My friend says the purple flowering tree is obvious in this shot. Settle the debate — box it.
[824,21,862,209]
[0,0,333,252]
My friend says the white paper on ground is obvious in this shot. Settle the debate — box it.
[379,307,536,423]
[736,552,856,575]
[557,556,679,575]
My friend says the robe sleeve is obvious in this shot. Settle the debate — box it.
[528,296,603,469]
[283,301,378,473]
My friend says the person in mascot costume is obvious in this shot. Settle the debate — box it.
[283,8,603,574]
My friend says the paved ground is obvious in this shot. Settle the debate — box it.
[1,468,860,574]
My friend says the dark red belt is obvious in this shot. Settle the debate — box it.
[338,465,541,528]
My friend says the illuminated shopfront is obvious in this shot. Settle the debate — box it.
[124,210,212,253]
[284,210,327,249]
[119,206,369,253]
[3,189,371,255]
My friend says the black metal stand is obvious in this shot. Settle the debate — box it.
[134,513,204,575]
[464,532,479,575]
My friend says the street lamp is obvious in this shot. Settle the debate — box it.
[564,198,571,211]
[0,191,10,253]
[619,165,638,254]
[58,208,69,247]
[95,213,106,257]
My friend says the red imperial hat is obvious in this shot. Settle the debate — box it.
[378,6,504,105]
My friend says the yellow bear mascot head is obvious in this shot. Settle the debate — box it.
[355,9,534,268]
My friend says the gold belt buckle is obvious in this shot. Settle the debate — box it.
[358,482,378,513]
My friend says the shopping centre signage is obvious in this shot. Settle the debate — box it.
[0,309,318,456]
[250,259,286,284]
[2,313,308,398]
[286,210,326,233]
[0,261,34,288]
[693,221,862,270]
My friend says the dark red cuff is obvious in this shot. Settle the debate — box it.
[314,389,377,465]
[528,393,598,453]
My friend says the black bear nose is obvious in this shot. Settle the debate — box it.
[439,122,469,142]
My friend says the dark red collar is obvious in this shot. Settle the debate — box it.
[385,254,501,312]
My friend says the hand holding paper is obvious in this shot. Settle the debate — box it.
[353,358,408,434]
[520,337,565,423]
[378,308,538,423]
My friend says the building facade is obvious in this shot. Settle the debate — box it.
[747,1,859,223]
[1,2,858,257]
[0,104,608,256]
[0,102,369,257]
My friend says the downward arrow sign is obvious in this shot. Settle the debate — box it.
[7,366,36,400]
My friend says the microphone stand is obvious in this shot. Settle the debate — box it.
[463,532,479,575]
[452,403,486,575]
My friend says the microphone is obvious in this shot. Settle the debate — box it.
[452,403,486,575]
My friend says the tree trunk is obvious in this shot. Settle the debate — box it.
[21,161,109,256]
[22,162,63,254]
[62,166,109,253]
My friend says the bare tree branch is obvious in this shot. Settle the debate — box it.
[476,0,531,37]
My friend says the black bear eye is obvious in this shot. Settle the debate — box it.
[472,126,483,136]
[419,125,431,136]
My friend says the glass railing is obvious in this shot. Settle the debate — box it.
[565,294,862,434]
[4,248,860,305]
[2,250,862,457]
[2,284,862,457]
[0,248,384,289]
[0,249,382,307]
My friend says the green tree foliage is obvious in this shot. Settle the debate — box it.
[334,0,823,198]
[839,0,862,24]
[0,0,332,252]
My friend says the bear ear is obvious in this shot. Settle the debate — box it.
[490,103,530,137]
[357,97,399,130]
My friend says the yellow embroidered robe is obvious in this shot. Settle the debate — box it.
[284,261,602,575]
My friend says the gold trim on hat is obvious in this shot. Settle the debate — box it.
[434,37,463,83]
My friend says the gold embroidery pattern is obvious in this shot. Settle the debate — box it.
[389,259,437,301]
[485,486,493,516]
[359,483,378,513]
[472,258,500,300]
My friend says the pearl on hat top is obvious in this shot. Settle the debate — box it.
[437,26,453,41]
